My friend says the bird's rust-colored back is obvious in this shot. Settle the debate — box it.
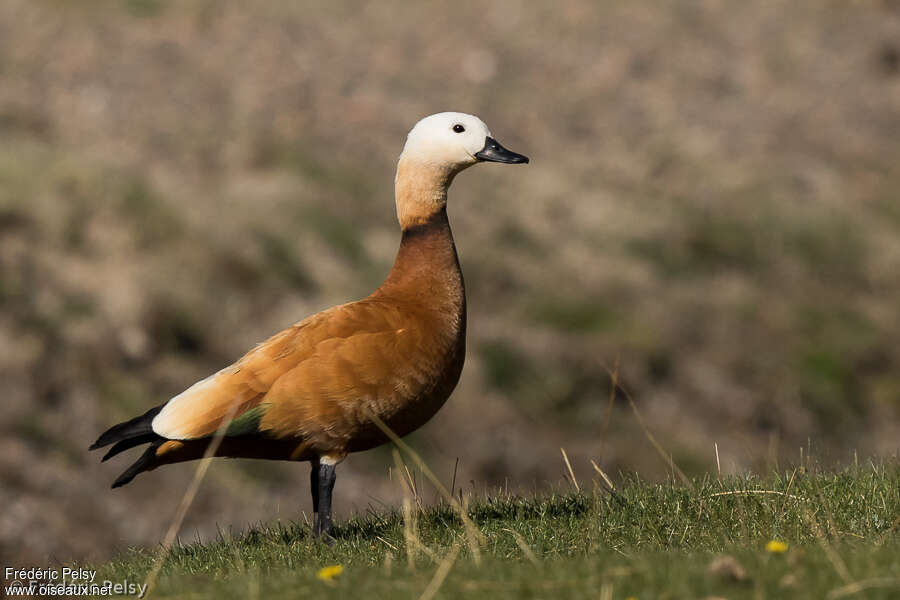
[146,160,466,469]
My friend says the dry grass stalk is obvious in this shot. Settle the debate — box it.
[803,508,853,584]
[703,490,808,501]
[365,408,485,565]
[502,528,539,566]
[141,398,242,598]
[827,577,900,599]
[601,366,693,489]
[393,448,434,567]
[418,541,462,600]
[715,442,721,477]
[403,463,422,509]
[590,459,616,492]
[560,447,580,492]
[598,355,619,463]
[599,581,613,600]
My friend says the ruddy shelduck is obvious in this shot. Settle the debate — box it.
[90,112,528,539]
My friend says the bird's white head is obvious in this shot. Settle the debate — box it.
[394,112,528,229]
[399,112,529,171]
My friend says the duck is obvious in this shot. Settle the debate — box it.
[90,112,528,539]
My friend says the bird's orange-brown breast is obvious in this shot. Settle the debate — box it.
[259,208,466,458]
[149,207,465,467]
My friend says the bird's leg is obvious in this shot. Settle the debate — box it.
[315,462,337,541]
[309,460,320,534]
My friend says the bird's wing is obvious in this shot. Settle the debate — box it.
[150,300,406,440]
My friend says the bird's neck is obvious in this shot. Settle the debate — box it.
[393,157,456,230]
[376,160,465,313]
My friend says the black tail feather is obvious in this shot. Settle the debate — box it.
[92,404,168,488]
[90,405,164,451]
[112,440,164,488]
[101,432,161,462]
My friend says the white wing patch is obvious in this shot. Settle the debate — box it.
[151,368,228,439]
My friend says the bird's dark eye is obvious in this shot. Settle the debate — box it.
[452,124,465,133]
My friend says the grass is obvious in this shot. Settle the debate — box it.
[5,0,900,569]
[90,462,900,599]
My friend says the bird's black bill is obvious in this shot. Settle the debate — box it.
[474,137,529,164]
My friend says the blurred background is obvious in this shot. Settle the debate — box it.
[2,0,899,565]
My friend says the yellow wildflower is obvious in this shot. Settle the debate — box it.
[317,564,344,581]
[765,540,789,554]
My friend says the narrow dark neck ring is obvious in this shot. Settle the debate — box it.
[400,207,451,243]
